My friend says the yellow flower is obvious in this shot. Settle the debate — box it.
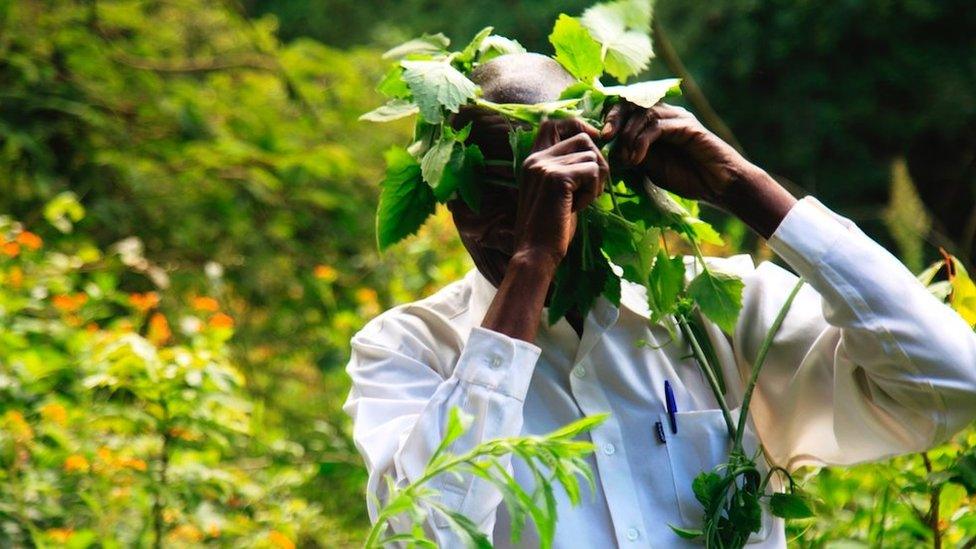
[119,457,148,472]
[191,296,220,312]
[40,403,68,426]
[8,266,23,288]
[64,454,90,473]
[46,528,74,543]
[169,524,203,542]
[268,530,296,549]
[4,410,33,442]
[208,312,234,329]
[206,523,221,538]
[15,231,43,250]
[313,264,338,282]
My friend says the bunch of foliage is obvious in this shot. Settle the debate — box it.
[0,208,330,546]
[366,410,606,548]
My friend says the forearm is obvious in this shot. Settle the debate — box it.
[719,165,798,239]
[481,250,557,343]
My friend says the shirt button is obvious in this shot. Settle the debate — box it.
[626,528,640,541]
[602,443,616,456]
[488,355,502,368]
[572,365,586,378]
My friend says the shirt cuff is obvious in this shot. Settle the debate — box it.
[766,196,855,278]
[453,326,542,402]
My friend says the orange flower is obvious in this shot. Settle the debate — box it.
[129,291,160,312]
[268,531,296,549]
[191,296,220,312]
[46,528,74,543]
[40,403,68,426]
[354,288,378,305]
[148,312,171,345]
[4,410,33,442]
[64,454,90,473]
[208,312,234,329]
[15,231,42,250]
[169,524,203,543]
[313,264,338,282]
[1,241,19,257]
[8,266,23,288]
[119,457,148,472]
[86,322,99,333]
[206,523,221,538]
[52,293,87,312]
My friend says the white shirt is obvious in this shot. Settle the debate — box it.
[344,197,976,548]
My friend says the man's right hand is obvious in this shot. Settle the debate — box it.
[514,118,609,269]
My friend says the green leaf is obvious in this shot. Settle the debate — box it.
[601,78,681,108]
[375,147,437,250]
[377,66,412,99]
[401,60,479,124]
[478,35,527,63]
[730,490,763,533]
[548,219,614,324]
[383,33,451,60]
[648,250,685,321]
[359,99,419,122]
[457,26,494,64]
[949,257,976,327]
[692,471,723,507]
[421,134,458,187]
[686,218,725,246]
[688,269,744,334]
[769,492,815,519]
[601,215,657,286]
[436,144,484,210]
[669,525,703,540]
[581,0,655,82]
[478,98,583,125]
[432,408,473,460]
[950,452,976,495]
[548,14,604,81]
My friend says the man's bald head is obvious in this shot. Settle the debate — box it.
[470,53,576,104]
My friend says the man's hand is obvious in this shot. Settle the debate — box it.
[480,117,608,342]
[515,118,609,267]
[602,101,796,238]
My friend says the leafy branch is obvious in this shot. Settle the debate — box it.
[365,409,607,548]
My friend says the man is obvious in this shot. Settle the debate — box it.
[344,53,976,547]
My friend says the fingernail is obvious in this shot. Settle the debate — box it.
[601,122,612,135]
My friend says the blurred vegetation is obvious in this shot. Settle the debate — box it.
[0,0,974,547]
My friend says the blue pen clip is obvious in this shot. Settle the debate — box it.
[664,380,678,434]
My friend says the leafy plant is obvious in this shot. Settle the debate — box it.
[365,409,606,548]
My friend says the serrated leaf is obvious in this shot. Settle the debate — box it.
[649,250,684,321]
[478,35,527,63]
[360,99,419,122]
[692,471,723,508]
[548,14,604,81]
[457,26,494,64]
[421,134,458,187]
[478,98,583,125]
[688,269,744,334]
[383,33,451,60]
[601,78,681,108]
[581,0,654,82]
[436,144,484,210]
[769,492,815,519]
[687,218,724,246]
[401,60,479,124]
[669,525,703,540]
[376,147,437,250]
[548,220,614,324]
[730,490,763,533]
[377,66,412,99]
[950,452,976,494]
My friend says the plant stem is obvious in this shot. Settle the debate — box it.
[922,452,942,549]
[733,278,805,451]
[678,314,736,439]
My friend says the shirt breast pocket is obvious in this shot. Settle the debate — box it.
[660,408,774,544]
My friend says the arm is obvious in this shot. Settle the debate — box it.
[605,101,976,468]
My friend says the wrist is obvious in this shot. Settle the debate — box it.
[509,247,562,277]
[718,165,798,239]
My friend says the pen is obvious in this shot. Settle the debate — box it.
[664,380,678,434]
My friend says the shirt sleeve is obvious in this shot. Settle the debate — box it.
[733,197,976,471]
[343,312,541,544]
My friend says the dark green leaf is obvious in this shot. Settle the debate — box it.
[769,492,815,519]
[688,269,744,334]
[950,453,976,495]
[436,144,484,210]
[729,490,763,533]
[375,147,437,250]
[692,471,723,508]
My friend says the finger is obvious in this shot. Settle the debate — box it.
[532,120,561,152]
[601,101,631,140]
[554,150,599,166]
[561,117,602,141]
[561,162,603,211]
[618,114,650,165]
[630,117,663,166]
[545,132,600,156]
[649,103,691,121]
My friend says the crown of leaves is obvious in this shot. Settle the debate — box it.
[361,0,744,335]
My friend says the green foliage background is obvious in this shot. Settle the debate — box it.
[1,0,973,547]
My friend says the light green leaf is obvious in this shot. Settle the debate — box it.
[669,525,703,540]
[432,408,473,460]
[457,26,494,64]
[478,35,527,63]
[401,60,479,124]
[600,78,681,108]
[421,135,458,187]
[359,99,419,122]
[383,33,451,60]
[648,250,684,321]
[548,14,604,81]
[769,492,815,519]
[686,218,725,246]
[949,258,976,328]
[377,66,412,99]
[435,144,484,210]
[581,0,654,82]
[688,269,744,334]
[44,191,86,233]
[376,147,437,250]
[477,98,583,125]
